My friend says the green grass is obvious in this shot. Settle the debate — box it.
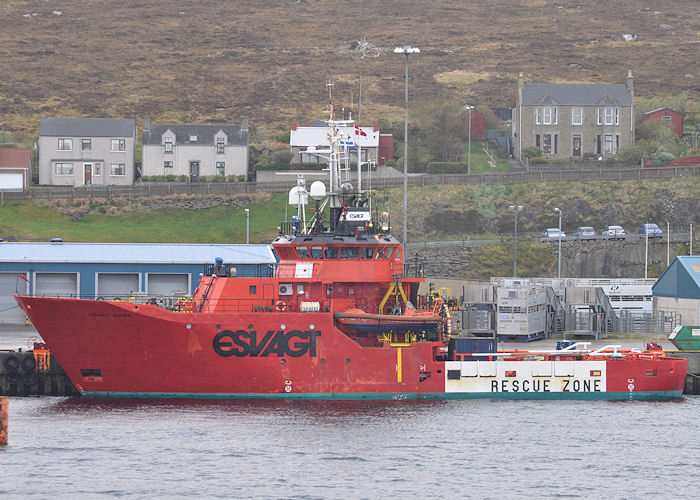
[464,141,511,173]
[0,194,289,243]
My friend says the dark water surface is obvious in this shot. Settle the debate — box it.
[2,396,699,498]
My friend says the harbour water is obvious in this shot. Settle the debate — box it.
[2,328,699,498]
[2,396,699,498]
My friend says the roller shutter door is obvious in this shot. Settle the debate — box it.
[0,173,23,189]
[35,272,78,297]
[0,273,29,324]
[147,274,189,296]
[97,273,139,298]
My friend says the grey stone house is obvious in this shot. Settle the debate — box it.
[512,71,635,162]
[38,117,136,186]
[141,120,249,181]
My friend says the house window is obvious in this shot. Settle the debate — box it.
[301,151,320,163]
[662,115,672,123]
[94,163,102,176]
[164,161,173,174]
[54,162,73,175]
[616,135,620,149]
[554,134,558,154]
[216,138,225,154]
[81,139,92,151]
[216,161,225,176]
[542,134,552,154]
[164,138,173,153]
[58,138,72,151]
[189,135,198,143]
[111,139,126,152]
[535,135,540,147]
[111,163,126,176]
[604,135,613,154]
[572,107,582,125]
[537,106,557,125]
[598,107,619,125]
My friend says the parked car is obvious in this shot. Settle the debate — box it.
[638,223,663,238]
[605,225,626,239]
[574,226,596,240]
[540,228,566,242]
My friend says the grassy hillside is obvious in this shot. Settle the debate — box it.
[1,177,697,243]
[1,0,698,145]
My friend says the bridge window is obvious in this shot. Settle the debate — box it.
[340,247,360,259]
[311,247,323,259]
[374,247,386,259]
[325,247,339,259]
[385,247,394,259]
[361,247,374,259]
[296,247,310,259]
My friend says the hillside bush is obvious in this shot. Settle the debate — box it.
[426,162,466,173]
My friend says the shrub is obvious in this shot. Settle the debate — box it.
[521,146,541,159]
[650,151,675,166]
[426,162,466,173]
[528,157,549,164]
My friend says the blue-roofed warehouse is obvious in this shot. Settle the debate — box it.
[652,256,700,325]
[0,242,276,324]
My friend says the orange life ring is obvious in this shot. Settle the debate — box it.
[275,300,288,312]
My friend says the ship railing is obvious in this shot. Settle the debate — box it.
[197,297,327,314]
[203,263,275,278]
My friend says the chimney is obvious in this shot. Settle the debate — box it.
[626,69,634,96]
[517,72,524,92]
[240,118,249,133]
[143,116,151,133]
[291,120,297,131]
[373,121,379,132]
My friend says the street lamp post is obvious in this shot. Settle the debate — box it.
[644,228,649,278]
[554,207,562,279]
[245,208,250,244]
[509,205,524,278]
[463,105,474,174]
[394,45,420,248]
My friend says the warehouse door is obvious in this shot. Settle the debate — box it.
[0,273,29,324]
[97,273,139,299]
[35,272,78,297]
[147,273,189,296]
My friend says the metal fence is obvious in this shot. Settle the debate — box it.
[567,308,680,336]
[1,164,699,200]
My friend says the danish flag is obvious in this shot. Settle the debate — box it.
[354,124,367,137]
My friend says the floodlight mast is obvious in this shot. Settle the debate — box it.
[394,45,420,248]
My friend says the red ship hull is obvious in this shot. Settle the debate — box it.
[15,296,687,400]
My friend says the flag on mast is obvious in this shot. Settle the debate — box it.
[354,124,367,137]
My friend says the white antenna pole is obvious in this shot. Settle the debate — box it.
[357,128,362,194]
[358,71,362,125]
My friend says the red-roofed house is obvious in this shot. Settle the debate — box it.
[643,108,684,137]
[0,147,32,189]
